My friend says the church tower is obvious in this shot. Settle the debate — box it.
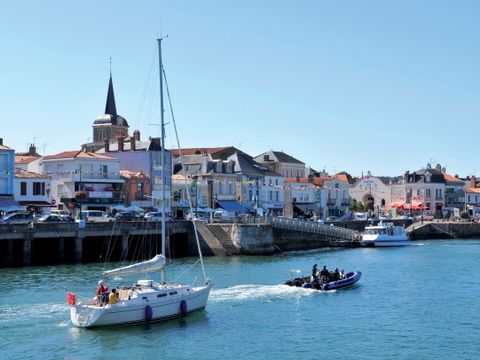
[90,74,129,151]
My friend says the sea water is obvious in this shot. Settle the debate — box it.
[1,240,480,360]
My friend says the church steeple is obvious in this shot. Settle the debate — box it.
[105,75,117,117]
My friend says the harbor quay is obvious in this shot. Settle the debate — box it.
[0,219,478,268]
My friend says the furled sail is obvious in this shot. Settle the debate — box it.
[103,254,166,277]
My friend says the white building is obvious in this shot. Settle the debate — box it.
[14,169,53,214]
[28,151,123,212]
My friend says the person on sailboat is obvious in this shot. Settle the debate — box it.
[96,280,108,305]
[108,288,118,305]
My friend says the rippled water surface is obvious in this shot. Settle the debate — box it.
[1,240,480,359]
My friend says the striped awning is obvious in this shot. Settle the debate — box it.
[0,197,23,212]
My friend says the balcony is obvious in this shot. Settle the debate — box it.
[61,191,125,205]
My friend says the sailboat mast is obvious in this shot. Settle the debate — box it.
[158,37,166,284]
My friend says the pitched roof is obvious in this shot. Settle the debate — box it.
[284,177,310,183]
[15,168,50,179]
[170,147,231,158]
[443,173,462,182]
[15,155,39,165]
[0,144,13,151]
[120,169,149,179]
[466,188,480,193]
[255,150,304,165]
[43,151,116,160]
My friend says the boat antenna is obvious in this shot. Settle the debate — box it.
[158,37,167,285]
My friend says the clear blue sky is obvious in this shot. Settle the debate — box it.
[1,1,479,177]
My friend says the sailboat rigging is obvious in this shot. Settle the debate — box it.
[68,38,211,328]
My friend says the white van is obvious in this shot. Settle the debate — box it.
[80,210,105,221]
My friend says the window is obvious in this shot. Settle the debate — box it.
[275,179,278,186]
[426,189,431,198]
[20,182,27,196]
[153,176,161,191]
[99,165,108,178]
[275,191,279,201]
[269,191,273,201]
[33,182,45,196]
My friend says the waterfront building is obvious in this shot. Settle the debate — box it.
[315,174,352,218]
[15,144,41,171]
[403,164,446,214]
[254,150,306,178]
[283,178,316,218]
[97,136,172,213]
[214,148,285,215]
[0,138,22,213]
[14,169,53,214]
[0,139,15,195]
[443,172,465,211]
[172,151,237,217]
[349,172,402,212]
[28,151,124,212]
[120,170,151,210]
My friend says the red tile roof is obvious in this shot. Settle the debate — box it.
[0,144,13,151]
[120,169,149,179]
[43,151,115,160]
[15,168,50,179]
[15,155,39,165]
[443,173,461,182]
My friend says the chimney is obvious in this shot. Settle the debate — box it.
[118,136,124,152]
[436,163,442,172]
[133,130,141,141]
[28,144,37,156]
[471,176,476,189]
[131,137,136,151]
[0,138,3,146]
[104,139,110,153]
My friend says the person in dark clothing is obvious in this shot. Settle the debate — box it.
[320,265,329,280]
[312,264,318,280]
[334,268,340,281]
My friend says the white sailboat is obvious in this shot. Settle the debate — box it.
[69,38,211,328]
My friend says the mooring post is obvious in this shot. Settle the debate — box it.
[23,239,32,266]
[74,237,83,263]
[6,239,14,266]
[57,237,65,263]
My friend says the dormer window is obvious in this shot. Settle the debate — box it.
[425,172,432,183]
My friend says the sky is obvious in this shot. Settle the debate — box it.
[1,1,479,177]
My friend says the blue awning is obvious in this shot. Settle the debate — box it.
[217,200,248,213]
[0,197,23,212]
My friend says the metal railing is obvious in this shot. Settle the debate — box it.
[271,218,360,242]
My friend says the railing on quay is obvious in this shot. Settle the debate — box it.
[271,217,360,242]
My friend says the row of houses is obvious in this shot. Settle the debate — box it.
[1,74,479,219]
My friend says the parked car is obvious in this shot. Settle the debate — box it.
[114,212,143,221]
[0,212,34,225]
[325,216,339,222]
[51,209,74,222]
[37,214,65,223]
[144,212,172,221]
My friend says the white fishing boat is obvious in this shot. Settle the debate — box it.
[361,221,411,247]
[69,38,211,328]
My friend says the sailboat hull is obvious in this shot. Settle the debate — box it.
[71,284,211,328]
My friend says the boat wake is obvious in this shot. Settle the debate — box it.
[210,284,333,303]
[0,302,67,325]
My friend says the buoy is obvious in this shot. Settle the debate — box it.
[145,305,153,322]
[180,300,187,317]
